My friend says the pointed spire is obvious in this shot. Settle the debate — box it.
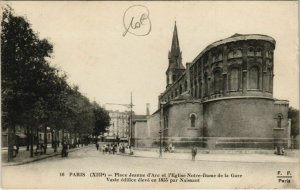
[171,21,180,57]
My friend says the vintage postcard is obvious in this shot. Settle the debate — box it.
[1,1,299,189]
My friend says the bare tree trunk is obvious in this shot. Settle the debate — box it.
[36,126,39,149]
[53,130,57,153]
[26,125,30,151]
[51,129,54,148]
[7,126,14,162]
[30,125,34,157]
[62,128,65,145]
[44,124,47,154]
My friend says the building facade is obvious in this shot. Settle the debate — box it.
[105,110,130,141]
[135,23,289,149]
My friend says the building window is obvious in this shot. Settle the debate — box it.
[213,70,222,94]
[234,49,242,58]
[266,51,272,58]
[218,53,223,60]
[190,114,196,128]
[204,73,208,96]
[212,55,216,62]
[256,48,262,57]
[249,66,260,89]
[228,51,234,59]
[164,113,168,129]
[172,75,176,82]
[248,47,255,56]
[230,68,239,91]
[277,115,282,128]
[265,68,272,92]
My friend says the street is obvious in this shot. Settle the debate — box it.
[2,146,299,189]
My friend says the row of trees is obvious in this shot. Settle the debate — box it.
[1,6,110,162]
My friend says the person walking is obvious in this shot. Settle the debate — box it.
[192,146,197,161]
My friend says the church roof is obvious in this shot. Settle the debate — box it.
[191,34,275,64]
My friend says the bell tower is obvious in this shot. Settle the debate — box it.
[166,22,185,88]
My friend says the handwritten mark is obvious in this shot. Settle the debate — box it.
[122,5,151,37]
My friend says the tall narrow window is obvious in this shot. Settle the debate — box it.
[173,75,176,82]
[230,68,239,91]
[277,115,282,128]
[228,51,234,59]
[249,66,259,89]
[213,70,222,94]
[204,73,208,96]
[265,68,272,92]
[218,53,223,61]
[190,114,196,128]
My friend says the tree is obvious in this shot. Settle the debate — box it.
[92,102,110,137]
[288,107,299,138]
[1,6,53,161]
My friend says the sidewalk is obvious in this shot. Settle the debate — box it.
[2,145,88,167]
[123,149,300,163]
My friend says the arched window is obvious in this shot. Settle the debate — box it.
[179,85,182,94]
[265,68,272,92]
[164,113,169,129]
[213,70,222,94]
[228,51,234,59]
[256,48,262,57]
[277,115,282,128]
[212,55,216,62]
[218,53,223,61]
[184,81,187,91]
[234,49,242,57]
[190,114,196,128]
[249,66,260,89]
[230,68,239,91]
[248,47,255,56]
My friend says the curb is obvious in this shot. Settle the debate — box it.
[116,152,300,164]
[2,147,86,167]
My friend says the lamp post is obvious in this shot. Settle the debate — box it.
[159,130,162,158]
[159,101,166,158]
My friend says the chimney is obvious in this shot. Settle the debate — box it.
[146,103,150,116]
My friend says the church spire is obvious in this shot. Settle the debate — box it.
[166,22,185,87]
[170,21,181,58]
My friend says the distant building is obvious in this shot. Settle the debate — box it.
[135,23,290,149]
[106,110,130,142]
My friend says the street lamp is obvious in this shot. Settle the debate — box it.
[159,101,167,158]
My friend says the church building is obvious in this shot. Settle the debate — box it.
[134,23,290,149]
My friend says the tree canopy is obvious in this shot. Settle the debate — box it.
[1,6,110,160]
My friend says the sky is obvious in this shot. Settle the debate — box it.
[6,1,299,114]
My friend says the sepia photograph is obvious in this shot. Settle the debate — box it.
[1,1,299,189]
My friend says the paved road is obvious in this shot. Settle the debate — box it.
[2,146,299,189]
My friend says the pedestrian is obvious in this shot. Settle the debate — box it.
[192,146,197,161]
[96,142,99,150]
